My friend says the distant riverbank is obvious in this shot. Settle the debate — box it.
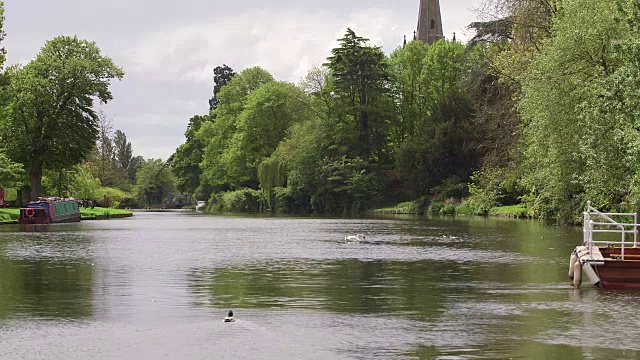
[0,207,133,224]
[370,202,534,219]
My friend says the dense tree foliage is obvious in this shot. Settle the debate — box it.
[171,115,211,197]
[1,36,124,200]
[83,122,140,190]
[70,165,101,203]
[173,29,495,214]
[198,67,275,190]
[388,40,429,145]
[181,7,640,220]
[518,0,640,220]
[0,152,24,189]
[389,40,479,202]
[0,1,21,191]
[135,159,175,207]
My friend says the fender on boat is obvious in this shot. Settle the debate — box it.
[573,261,582,288]
[582,262,601,286]
[569,253,578,279]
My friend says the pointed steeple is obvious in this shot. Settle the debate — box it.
[416,0,443,45]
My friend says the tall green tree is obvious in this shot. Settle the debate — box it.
[128,155,145,182]
[325,28,391,159]
[260,115,328,213]
[95,111,122,186]
[394,40,476,198]
[0,1,20,191]
[209,64,236,112]
[198,67,274,189]
[463,41,524,211]
[468,17,514,45]
[113,130,133,176]
[519,0,630,219]
[388,40,430,145]
[221,81,310,188]
[2,36,124,200]
[70,165,100,203]
[0,1,10,151]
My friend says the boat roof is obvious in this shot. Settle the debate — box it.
[23,197,78,208]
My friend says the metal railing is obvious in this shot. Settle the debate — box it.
[583,201,639,259]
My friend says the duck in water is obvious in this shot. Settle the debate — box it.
[223,310,235,323]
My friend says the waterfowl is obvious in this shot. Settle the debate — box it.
[223,310,235,323]
[345,234,366,241]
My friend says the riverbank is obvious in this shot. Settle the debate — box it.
[80,207,133,220]
[0,207,133,223]
[370,202,534,219]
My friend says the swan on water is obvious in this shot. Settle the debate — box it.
[345,234,366,241]
[223,310,235,322]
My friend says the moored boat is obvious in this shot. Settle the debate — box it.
[570,201,640,289]
[18,197,81,224]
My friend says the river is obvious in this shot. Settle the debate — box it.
[0,211,639,359]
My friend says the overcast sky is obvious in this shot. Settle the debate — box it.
[5,0,483,160]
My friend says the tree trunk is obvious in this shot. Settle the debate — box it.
[359,83,369,157]
[16,186,24,207]
[29,165,43,201]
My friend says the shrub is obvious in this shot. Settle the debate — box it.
[455,202,474,215]
[272,186,311,213]
[428,201,444,215]
[440,204,457,216]
[311,157,381,214]
[99,187,134,208]
[209,189,264,212]
[466,182,497,215]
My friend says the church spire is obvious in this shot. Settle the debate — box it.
[416,0,443,45]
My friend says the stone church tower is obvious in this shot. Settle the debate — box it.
[416,0,443,44]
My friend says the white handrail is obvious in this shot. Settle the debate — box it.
[583,201,640,259]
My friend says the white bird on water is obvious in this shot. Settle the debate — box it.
[345,234,366,241]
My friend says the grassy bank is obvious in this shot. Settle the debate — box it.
[370,201,421,214]
[0,207,132,221]
[371,201,533,219]
[80,207,133,219]
[0,208,19,221]
[488,204,534,219]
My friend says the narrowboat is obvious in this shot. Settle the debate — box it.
[570,201,640,289]
[18,197,81,224]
